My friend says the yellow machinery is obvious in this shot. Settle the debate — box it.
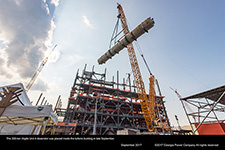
[117,3,155,131]
[98,3,156,131]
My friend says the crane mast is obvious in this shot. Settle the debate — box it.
[117,3,155,131]
[25,44,57,92]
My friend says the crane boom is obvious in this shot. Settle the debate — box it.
[97,3,156,131]
[116,3,155,131]
[25,44,57,92]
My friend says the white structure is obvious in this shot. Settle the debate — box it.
[0,83,58,135]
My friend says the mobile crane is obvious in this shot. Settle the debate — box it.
[98,3,156,131]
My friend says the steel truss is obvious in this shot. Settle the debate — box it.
[181,86,225,134]
[55,64,171,135]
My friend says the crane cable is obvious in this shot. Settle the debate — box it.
[135,42,152,75]
[125,18,153,76]
[110,14,153,76]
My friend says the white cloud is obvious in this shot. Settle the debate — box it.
[50,0,59,6]
[31,78,49,92]
[0,0,60,92]
[48,50,60,63]
[82,15,95,29]
[0,0,58,81]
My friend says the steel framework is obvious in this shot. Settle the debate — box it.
[55,65,171,135]
[180,85,225,134]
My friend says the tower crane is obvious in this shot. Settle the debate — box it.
[25,44,57,92]
[98,3,156,131]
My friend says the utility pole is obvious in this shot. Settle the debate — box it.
[175,115,182,130]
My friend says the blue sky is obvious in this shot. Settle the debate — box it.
[0,0,225,126]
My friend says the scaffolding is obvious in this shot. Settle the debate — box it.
[55,64,171,135]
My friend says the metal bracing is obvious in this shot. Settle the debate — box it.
[180,86,225,134]
[55,64,171,135]
[193,91,225,134]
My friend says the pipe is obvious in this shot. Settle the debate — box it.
[97,17,154,65]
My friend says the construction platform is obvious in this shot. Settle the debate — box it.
[54,65,171,135]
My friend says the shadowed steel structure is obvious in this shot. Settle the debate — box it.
[181,85,225,135]
[54,65,171,135]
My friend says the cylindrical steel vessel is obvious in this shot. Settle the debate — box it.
[98,17,154,64]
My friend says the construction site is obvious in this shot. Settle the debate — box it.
[54,65,171,135]
[0,2,225,138]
